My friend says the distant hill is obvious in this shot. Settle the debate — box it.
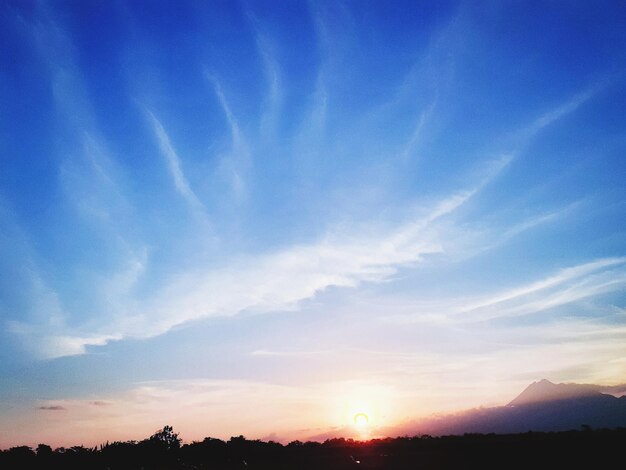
[401,379,626,436]
[508,379,603,406]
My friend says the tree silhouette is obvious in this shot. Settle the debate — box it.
[148,425,181,451]
[36,444,52,456]
[2,426,626,469]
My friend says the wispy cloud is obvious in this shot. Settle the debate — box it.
[302,1,346,136]
[0,202,83,358]
[17,378,401,446]
[35,184,480,358]
[6,321,123,358]
[455,257,626,321]
[401,99,438,160]
[8,77,603,360]
[206,76,246,152]
[38,405,66,411]
[118,191,466,338]
[246,11,282,139]
[205,73,250,200]
[251,349,330,358]
[90,401,111,407]
[11,138,526,359]
[146,110,206,213]
[4,4,620,377]
[386,257,626,325]
[517,79,608,143]
[4,5,149,359]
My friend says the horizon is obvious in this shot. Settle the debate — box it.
[4,428,626,470]
[2,0,626,449]
[3,377,626,449]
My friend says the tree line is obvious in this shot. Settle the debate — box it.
[2,425,625,469]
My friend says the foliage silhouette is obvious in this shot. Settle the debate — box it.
[148,425,181,451]
[2,426,626,469]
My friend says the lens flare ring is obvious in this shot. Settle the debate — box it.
[353,412,369,427]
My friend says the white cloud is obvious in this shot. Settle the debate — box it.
[518,80,607,142]
[251,349,330,357]
[10,144,527,359]
[34,187,476,358]
[386,257,626,325]
[206,76,246,152]
[119,191,466,338]
[246,11,282,139]
[401,99,438,160]
[146,110,206,213]
[5,377,405,448]
[205,73,250,200]
[455,257,626,321]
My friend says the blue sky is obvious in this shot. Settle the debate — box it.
[1,0,626,447]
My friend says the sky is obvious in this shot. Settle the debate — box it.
[1,0,626,448]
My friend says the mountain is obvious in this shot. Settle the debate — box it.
[508,379,607,406]
[399,380,626,436]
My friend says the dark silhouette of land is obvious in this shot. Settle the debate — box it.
[396,379,626,436]
[2,426,626,469]
[3,380,626,469]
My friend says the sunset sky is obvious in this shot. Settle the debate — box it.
[2,0,626,448]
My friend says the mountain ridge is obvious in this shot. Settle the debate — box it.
[508,379,605,406]
[396,379,626,437]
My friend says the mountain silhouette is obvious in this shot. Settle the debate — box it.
[401,379,626,436]
[509,379,607,406]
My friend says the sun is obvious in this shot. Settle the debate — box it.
[342,397,379,435]
[353,412,369,427]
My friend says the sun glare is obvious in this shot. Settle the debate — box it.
[337,390,397,437]
[354,412,369,427]
[346,400,373,435]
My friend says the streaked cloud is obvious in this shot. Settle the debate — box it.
[90,401,111,407]
[42,188,473,357]
[520,82,607,141]
[15,378,403,446]
[146,110,206,213]
[2,0,625,449]
[455,257,626,321]
[386,257,626,325]
[205,73,250,200]
[246,11,282,139]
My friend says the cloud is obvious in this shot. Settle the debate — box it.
[9,144,517,360]
[59,134,130,222]
[251,349,330,358]
[2,6,148,356]
[9,378,401,447]
[386,257,626,325]
[401,99,438,160]
[5,8,615,369]
[454,257,626,322]
[7,320,122,358]
[245,11,282,139]
[31,185,476,359]
[517,79,608,143]
[205,73,250,200]
[301,1,352,135]
[40,333,122,358]
[120,190,473,337]
[601,384,626,397]
[8,77,604,361]
[146,110,206,213]
[38,405,66,411]
[206,75,246,152]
